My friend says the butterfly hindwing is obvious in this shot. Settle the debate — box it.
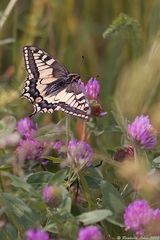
[32,81,91,119]
[53,81,90,118]
[22,46,91,120]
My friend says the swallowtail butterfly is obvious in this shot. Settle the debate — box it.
[22,46,91,120]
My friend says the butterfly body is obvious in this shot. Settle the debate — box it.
[22,46,91,119]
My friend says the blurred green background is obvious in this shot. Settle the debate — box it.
[1,0,160,146]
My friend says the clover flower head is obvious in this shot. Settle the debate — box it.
[114,145,134,162]
[25,228,49,240]
[67,139,93,169]
[17,117,37,139]
[16,138,44,162]
[124,200,154,236]
[42,185,62,207]
[52,140,65,152]
[85,77,100,100]
[78,79,85,92]
[77,225,104,240]
[127,115,157,149]
[152,209,160,219]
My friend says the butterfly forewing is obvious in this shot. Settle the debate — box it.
[22,46,91,120]
[23,46,69,78]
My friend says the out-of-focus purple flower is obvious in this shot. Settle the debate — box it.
[85,77,100,100]
[152,209,160,219]
[124,200,154,236]
[52,140,65,152]
[127,115,157,149]
[16,138,44,163]
[25,228,49,240]
[114,145,134,162]
[67,139,93,169]
[17,117,37,139]
[77,226,104,240]
[42,185,54,203]
[42,185,62,207]
[78,79,85,92]
[84,77,107,118]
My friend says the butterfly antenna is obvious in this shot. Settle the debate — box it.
[80,56,101,80]
[77,55,86,79]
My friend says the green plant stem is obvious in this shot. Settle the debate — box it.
[120,184,129,196]
[0,0,18,31]
[65,116,70,142]
[0,174,4,191]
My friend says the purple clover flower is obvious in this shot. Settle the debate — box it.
[85,77,100,100]
[78,79,85,92]
[127,115,157,149]
[146,208,160,235]
[16,138,44,163]
[17,117,37,139]
[152,208,160,220]
[25,228,49,240]
[52,140,65,152]
[124,200,154,236]
[77,226,104,240]
[67,139,93,169]
[42,185,62,207]
[114,145,134,162]
[42,185,55,203]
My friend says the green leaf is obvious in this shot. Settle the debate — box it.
[0,193,39,231]
[84,166,102,189]
[105,217,124,227]
[77,209,112,225]
[7,174,33,193]
[85,175,101,189]
[27,171,55,188]
[61,219,78,240]
[101,180,125,214]
[79,173,94,209]
[153,156,160,168]
[44,223,58,233]
[0,223,18,240]
[48,169,67,185]
[45,156,62,163]
[153,156,160,163]
[62,195,72,213]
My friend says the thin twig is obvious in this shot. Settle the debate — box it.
[81,121,87,141]
[0,0,18,31]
